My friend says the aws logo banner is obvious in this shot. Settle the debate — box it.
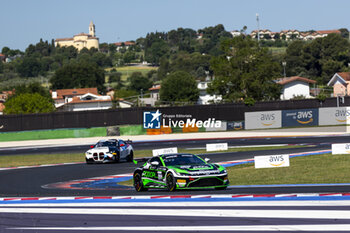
[319,107,350,126]
[245,111,282,130]
[331,143,350,155]
[254,154,290,169]
[282,109,318,127]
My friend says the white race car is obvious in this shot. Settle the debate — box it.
[85,139,134,164]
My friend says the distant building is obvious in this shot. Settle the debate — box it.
[327,72,350,97]
[277,76,316,100]
[140,85,161,106]
[197,81,222,105]
[55,21,99,51]
[230,30,242,37]
[114,41,135,51]
[250,29,341,41]
[0,54,5,62]
[51,88,112,111]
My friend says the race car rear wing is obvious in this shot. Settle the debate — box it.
[133,157,152,165]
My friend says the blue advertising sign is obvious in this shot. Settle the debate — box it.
[282,108,318,127]
[143,110,162,129]
[227,121,245,130]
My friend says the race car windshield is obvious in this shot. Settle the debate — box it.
[163,154,205,166]
[97,141,117,147]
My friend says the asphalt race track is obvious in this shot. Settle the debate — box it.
[0,135,347,197]
[3,135,350,232]
[0,134,347,155]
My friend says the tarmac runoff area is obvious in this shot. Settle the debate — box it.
[0,125,349,149]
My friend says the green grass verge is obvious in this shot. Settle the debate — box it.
[119,125,146,136]
[0,127,107,142]
[119,153,350,187]
[0,153,84,167]
[228,153,350,185]
[0,145,308,168]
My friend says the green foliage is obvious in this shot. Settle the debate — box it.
[11,82,52,100]
[113,89,138,99]
[16,56,42,77]
[244,97,255,106]
[4,93,55,114]
[316,92,327,102]
[127,72,152,92]
[108,72,122,83]
[51,61,105,92]
[160,71,199,103]
[291,95,306,100]
[208,36,281,102]
[284,33,350,84]
[123,51,136,63]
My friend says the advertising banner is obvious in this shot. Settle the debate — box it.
[319,107,350,125]
[245,111,282,130]
[282,108,318,127]
[331,143,350,155]
[206,143,228,152]
[152,147,178,156]
[227,121,245,130]
[254,154,290,169]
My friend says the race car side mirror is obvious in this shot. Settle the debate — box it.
[119,143,125,147]
[90,145,94,148]
[151,161,159,166]
[205,158,210,162]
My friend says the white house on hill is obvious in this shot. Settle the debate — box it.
[277,76,316,100]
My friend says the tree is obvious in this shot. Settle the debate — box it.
[11,82,52,100]
[208,36,281,102]
[284,40,306,76]
[160,71,199,103]
[51,61,105,92]
[16,56,41,77]
[4,93,55,114]
[127,72,152,92]
[109,72,124,89]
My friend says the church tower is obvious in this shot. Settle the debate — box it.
[89,21,95,37]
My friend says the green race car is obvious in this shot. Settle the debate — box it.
[133,153,229,192]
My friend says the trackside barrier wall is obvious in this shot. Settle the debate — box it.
[0,97,348,132]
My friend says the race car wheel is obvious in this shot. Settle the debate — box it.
[127,151,134,162]
[166,172,176,191]
[113,153,120,163]
[134,172,147,192]
[85,158,94,164]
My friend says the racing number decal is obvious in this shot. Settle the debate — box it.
[142,170,157,179]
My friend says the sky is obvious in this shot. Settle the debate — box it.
[1,0,350,51]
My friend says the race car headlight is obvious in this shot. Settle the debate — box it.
[174,171,189,176]
[86,152,92,155]
[219,169,227,174]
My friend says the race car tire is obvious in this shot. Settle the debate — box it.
[113,153,120,163]
[85,158,94,164]
[215,186,227,190]
[134,172,148,192]
[166,172,176,191]
[126,151,134,162]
